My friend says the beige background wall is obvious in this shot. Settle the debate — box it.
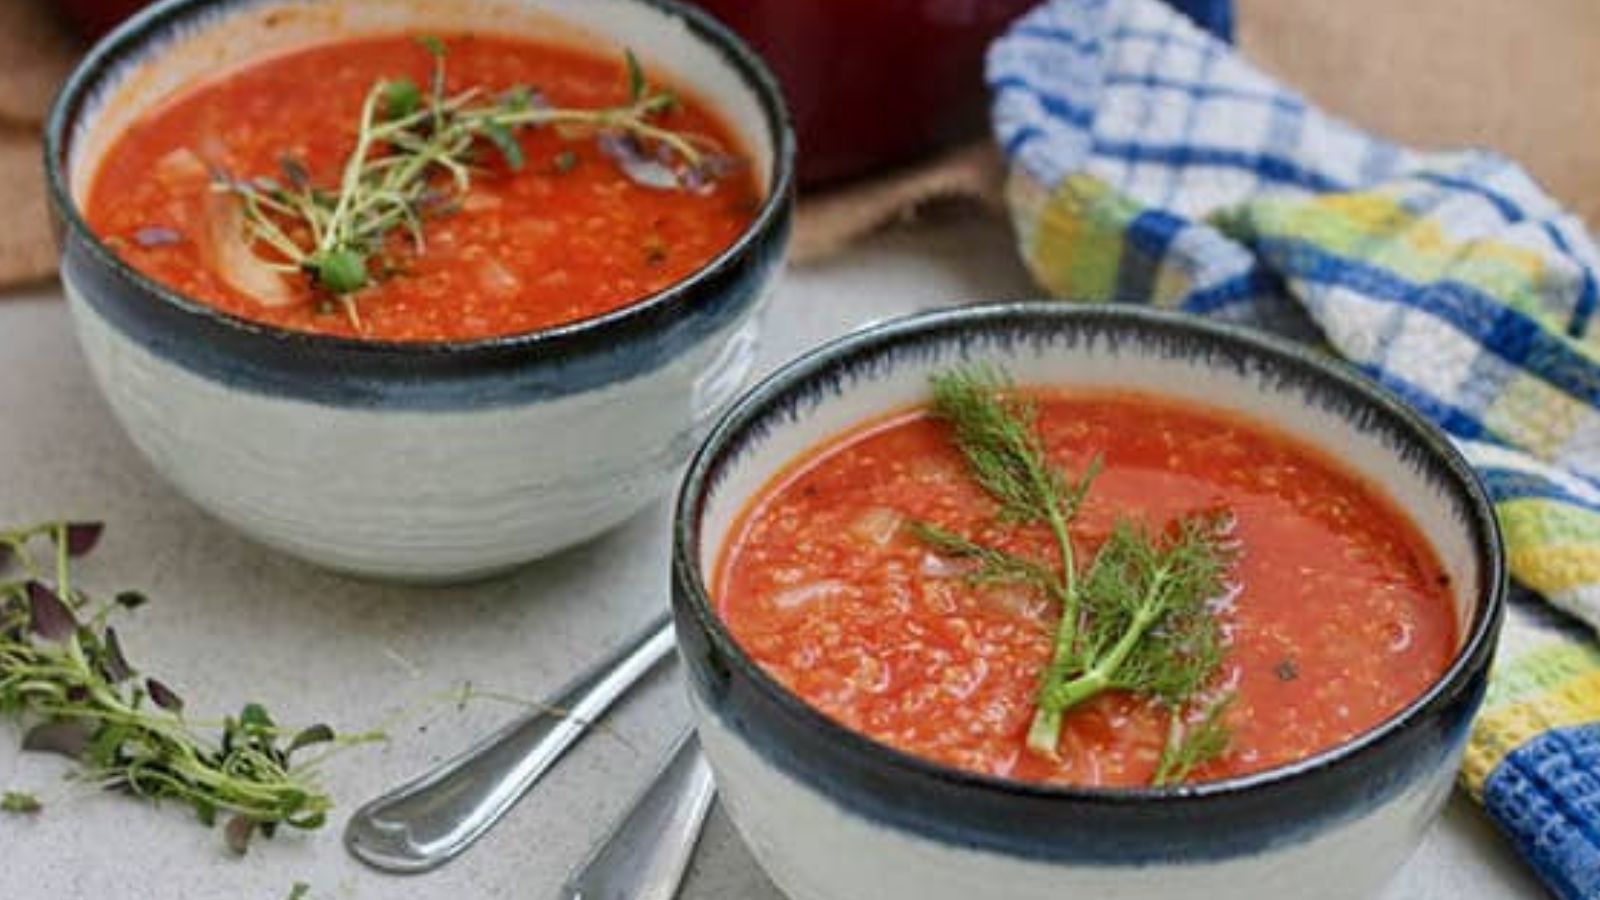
[1238,0,1600,223]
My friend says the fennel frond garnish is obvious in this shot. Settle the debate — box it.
[915,369,1239,785]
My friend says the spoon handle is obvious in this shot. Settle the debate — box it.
[344,613,677,874]
[562,730,716,900]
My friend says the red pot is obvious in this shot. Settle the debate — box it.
[691,0,1035,186]
[56,0,150,37]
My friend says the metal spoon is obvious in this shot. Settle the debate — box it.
[344,612,677,874]
[562,730,717,900]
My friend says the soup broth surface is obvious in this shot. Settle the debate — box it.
[86,34,761,342]
[716,390,1458,787]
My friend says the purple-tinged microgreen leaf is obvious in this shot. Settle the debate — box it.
[147,678,184,714]
[679,166,711,196]
[287,724,335,755]
[1,791,41,815]
[698,152,740,179]
[102,627,134,682]
[22,721,93,760]
[414,187,451,213]
[26,581,77,642]
[62,522,104,557]
[224,814,257,856]
[132,226,183,248]
[599,132,678,191]
[619,157,680,191]
[597,131,640,161]
[279,156,312,191]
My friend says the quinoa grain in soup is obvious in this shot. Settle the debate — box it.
[715,373,1459,788]
[86,34,761,342]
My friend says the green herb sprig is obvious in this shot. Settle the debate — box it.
[916,369,1238,784]
[1153,694,1234,786]
[218,39,728,327]
[1,789,41,814]
[0,522,374,852]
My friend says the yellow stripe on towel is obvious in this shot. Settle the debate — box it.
[1462,647,1600,796]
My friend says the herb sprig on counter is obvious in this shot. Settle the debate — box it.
[216,37,729,326]
[1,789,41,814]
[0,521,375,852]
[914,369,1238,784]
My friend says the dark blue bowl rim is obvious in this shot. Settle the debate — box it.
[43,0,795,359]
[672,301,1507,805]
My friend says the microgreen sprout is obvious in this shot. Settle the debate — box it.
[0,521,378,852]
[215,36,731,328]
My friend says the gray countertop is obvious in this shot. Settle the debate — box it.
[0,216,1549,899]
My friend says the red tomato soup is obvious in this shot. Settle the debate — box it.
[715,390,1459,787]
[86,34,761,342]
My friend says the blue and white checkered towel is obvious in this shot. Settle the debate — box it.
[988,1,1600,896]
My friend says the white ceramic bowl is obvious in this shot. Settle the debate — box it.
[46,0,794,581]
[672,304,1505,900]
